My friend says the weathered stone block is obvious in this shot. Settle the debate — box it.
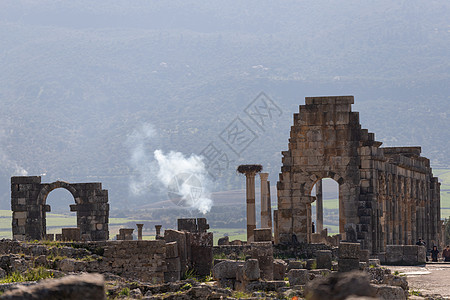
[316,250,332,270]
[359,249,370,262]
[213,260,242,280]
[273,259,287,280]
[165,257,181,272]
[243,259,260,281]
[0,273,106,300]
[403,245,418,256]
[417,246,426,263]
[253,228,272,242]
[251,242,273,280]
[61,228,81,242]
[338,258,360,272]
[374,284,406,300]
[306,258,316,270]
[177,218,197,232]
[386,245,403,264]
[288,269,308,286]
[287,260,305,270]
[305,271,376,300]
[164,229,187,274]
[165,242,178,258]
[339,242,360,259]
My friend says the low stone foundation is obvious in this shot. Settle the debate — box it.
[382,245,426,265]
[0,239,167,284]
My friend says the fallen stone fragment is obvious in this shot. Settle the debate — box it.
[0,273,106,300]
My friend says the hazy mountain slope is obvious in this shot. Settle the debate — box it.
[0,1,448,210]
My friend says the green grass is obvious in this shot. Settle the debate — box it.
[119,287,130,296]
[0,267,53,283]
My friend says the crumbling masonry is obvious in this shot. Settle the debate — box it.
[11,176,109,241]
[275,96,441,254]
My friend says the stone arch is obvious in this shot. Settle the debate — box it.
[11,176,109,241]
[276,96,362,245]
[309,173,346,236]
[37,181,79,205]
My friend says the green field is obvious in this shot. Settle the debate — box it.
[0,211,154,240]
[0,168,449,241]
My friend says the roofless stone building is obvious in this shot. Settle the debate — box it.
[11,176,109,241]
[274,96,442,254]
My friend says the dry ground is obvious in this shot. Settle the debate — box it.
[390,263,450,298]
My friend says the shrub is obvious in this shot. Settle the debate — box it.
[119,287,130,296]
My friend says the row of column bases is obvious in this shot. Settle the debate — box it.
[243,171,325,242]
[117,224,163,241]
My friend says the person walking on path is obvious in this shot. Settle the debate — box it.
[443,245,450,262]
[431,245,440,262]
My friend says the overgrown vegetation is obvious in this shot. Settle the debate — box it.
[118,287,130,296]
[182,269,197,280]
[0,267,54,283]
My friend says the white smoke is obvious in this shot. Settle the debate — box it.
[127,123,158,195]
[127,123,213,214]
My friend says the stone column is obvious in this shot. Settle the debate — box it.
[155,225,162,239]
[246,172,257,242]
[136,224,144,241]
[267,181,272,230]
[316,179,323,233]
[238,165,262,243]
[260,173,270,230]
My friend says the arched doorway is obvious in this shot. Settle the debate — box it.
[311,178,340,235]
[44,188,77,236]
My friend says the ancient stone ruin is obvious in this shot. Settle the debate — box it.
[3,96,445,298]
[11,176,109,241]
[274,95,442,254]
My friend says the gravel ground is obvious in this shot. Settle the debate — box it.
[389,263,450,298]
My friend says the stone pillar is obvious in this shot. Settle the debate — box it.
[338,242,360,272]
[316,179,323,233]
[260,173,270,230]
[155,225,162,239]
[246,172,256,242]
[273,210,279,244]
[136,224,144,241]
[267,181,272,230]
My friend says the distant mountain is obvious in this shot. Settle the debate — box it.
[0,1,448,211]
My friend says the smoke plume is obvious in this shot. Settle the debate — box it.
[127,123,213,213]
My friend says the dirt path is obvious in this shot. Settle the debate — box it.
[389,263,450,298]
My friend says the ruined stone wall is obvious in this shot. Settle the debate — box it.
[276,96,441,254]
[364,146,440,253]
[0,240,167,284]
[11,176,109,241]
[102,240,166,283]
